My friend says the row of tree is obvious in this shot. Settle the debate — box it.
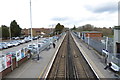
[72,24,114,37]
[1,20,22,39]
[54,23,64,35]
[1,22,65,39]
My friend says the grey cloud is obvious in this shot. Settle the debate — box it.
[51,17,76,26]
[85,2,118,13]
[51,17,70,21]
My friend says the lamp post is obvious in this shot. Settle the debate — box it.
[30,0,33,40]
[88,33,90,49]
[29,0,34,60]
[9,27,11,41]
[105,37,108,51]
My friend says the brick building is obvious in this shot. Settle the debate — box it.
[85,31,103,37]
[81,31,102,40]
[21,28,52,36]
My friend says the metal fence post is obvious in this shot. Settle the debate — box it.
[106,37,108,51]
[88,34,90,49]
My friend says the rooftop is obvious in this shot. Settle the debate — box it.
[82,31,102,33]
[114,26,120,30]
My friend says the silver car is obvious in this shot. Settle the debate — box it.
[0,42,8,49]
[12,41,19,46]
[7,42,14,47]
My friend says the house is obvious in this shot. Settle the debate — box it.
[21,28,52,37]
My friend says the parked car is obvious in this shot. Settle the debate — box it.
[15,37,20,40]
[12,37,16,40]
[28,44,36,50]
[7,42,14,47]
[16,40,22,44]
[1,42,8,49]
[27,44,38,53]
[24,37,31,43]
[32,37,38,40]
[12,41,19,46]
[20,36,25,39]
[20,40,25,44]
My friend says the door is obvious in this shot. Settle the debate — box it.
[116,43,120,53]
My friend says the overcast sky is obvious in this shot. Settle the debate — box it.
[0,0,119,28]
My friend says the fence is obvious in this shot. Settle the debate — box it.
[73,31,120,71]
[72,31,114,54]
[83,37,113,54]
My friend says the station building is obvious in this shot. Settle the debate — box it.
[113,26,120,57]
[81,31,102,40]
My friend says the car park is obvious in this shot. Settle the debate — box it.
[0,36,54,51]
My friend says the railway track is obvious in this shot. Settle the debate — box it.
[47,32,68,79]
[47,32,98,80]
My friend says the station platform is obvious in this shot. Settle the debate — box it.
[71,33,119,79]
[4,34,66,79]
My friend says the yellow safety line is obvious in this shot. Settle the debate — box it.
[38,64,48,80]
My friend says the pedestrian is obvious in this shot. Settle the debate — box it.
[53,43,56,48]
[105,55,108,64]
[37,54,39,61]
[104,62,112,70]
